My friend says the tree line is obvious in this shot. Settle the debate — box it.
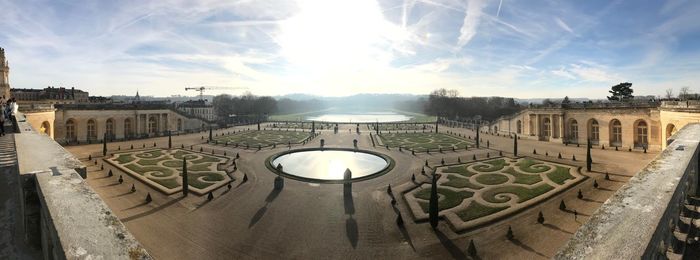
[420,88,522,121]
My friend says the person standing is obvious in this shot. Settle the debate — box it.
[9,98,18,133]
[0,103,5,136]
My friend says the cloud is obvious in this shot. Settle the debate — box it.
[457,0,486,48]
[554,18,574,34]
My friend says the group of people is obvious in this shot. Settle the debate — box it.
[0,97,19,135]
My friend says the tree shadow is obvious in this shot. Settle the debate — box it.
[344,183,355,215]
[346,217,358,248]
[122,200,150,211]
[248,205,268,228]
[509,238,547,258]
[109,190,133,198]
[563,209,591,217]
[597,186,615,192]
[543,223,574,235]
[434,228,466,260]
[97,182,121,188]
[121,196,184,223]
[249,187,282,228]
[582,197,606,203]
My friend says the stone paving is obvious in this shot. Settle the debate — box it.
[105,148,231,195]
[405,157,584,231]
[64,123,660,260]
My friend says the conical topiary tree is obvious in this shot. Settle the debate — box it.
[537,211,544,224]
[168,130,172,149]
[182,157,189,197]
[467,239,477,257]
[559,200,566,210]
[513,134,518,156]
[476,127,480,148]
[586,138,593,172]
[102,133,108,156]
[429,173,439,229]
[209,127,213,142]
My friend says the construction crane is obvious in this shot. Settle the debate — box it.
[185,86,248,101]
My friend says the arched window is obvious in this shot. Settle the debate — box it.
[87,119,97,141]
[610,119,622,146]
[588,119,599,143]
[106,118,114,139]
[40,121,51,135]
[666,124,676,139]
[569,119,578,142]
[177,118,183,131]
[516,120,522,134]
[543,118,551,137]
[148,116,158,134]
[635,120,648,147]
[66,119,76,141]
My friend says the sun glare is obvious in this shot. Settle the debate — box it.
[277,0,407,73]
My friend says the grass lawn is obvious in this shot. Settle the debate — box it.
[415,187,473,212]
[546,166,575,185]
[502,167,542,185]
[378,132,472,150]
[482,184,555,204]
[516,158,553,173]
[472,159,507,172]
[443,165,479,178]
[213,130,311,147]
[442,175,483,190]
[457,201,508,222]
[475,174,509,185]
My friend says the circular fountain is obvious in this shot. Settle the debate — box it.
[267,148,394,183]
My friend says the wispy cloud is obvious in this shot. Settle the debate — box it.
[457,0,486,49]
[0,0,699,98]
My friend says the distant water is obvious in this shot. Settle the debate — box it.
[306,112,411,123]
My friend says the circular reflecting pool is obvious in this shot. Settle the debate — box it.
[269,149,392,182]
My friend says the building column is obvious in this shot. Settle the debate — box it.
[559,114,565,139]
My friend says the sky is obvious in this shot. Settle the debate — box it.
[1,0,699,98]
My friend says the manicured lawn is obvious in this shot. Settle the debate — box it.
[547,166,575,185]
[414,187,474,212]
[213,130,311,147]
[109,149,230,193]
[443,165,479,177]
[481,184,555,204]
[502,167,542,185]
[457,201,508,222]
[516,158,553,173]
[475,174,509,185]
[472,159,507,172]
[378,132,473,150]
[442,175,483,190]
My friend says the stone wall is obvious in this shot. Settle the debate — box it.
[14,114,151,259]
[554,123,700,259]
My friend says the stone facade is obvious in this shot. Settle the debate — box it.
[52,105,210,143]
[488,102,700,151]
[0,47,10,99]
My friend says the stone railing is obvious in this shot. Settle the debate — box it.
[13,113,151,259]
[555,123,700,259]
[661,100,700,110]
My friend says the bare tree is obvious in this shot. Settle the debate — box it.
[665,88,674,99]
[679,86,691,100]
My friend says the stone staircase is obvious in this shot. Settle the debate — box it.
[669,196,700,259]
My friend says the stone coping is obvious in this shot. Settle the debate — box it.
[35,170,150,259]
[554,123,700,259]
